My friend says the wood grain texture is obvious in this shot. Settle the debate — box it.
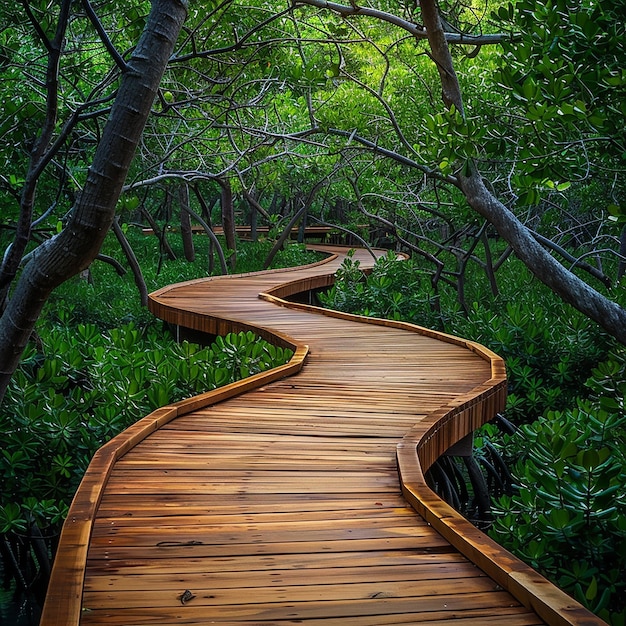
[40,244,605,625]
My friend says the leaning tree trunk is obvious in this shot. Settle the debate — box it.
[0,0,189,402]
[420,0,626,345]
[459,173,626,344]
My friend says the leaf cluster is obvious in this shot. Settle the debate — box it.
[490,354,626,622]
[319,249,442,323]
[492,0,626,208]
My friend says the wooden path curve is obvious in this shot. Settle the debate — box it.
[41,245,605,625]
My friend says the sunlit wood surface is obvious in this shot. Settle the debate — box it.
[41,245,605,625]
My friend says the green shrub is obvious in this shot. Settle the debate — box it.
[490,353,626,623]
[456,299,611,423]
[318,250,452,328]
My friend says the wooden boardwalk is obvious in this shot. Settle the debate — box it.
[41,245,604,625]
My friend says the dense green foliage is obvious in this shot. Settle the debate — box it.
[494,0,625,208]
[490,357,626,622]
[320,250,624,622]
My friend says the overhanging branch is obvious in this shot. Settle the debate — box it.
[293,0,512,45]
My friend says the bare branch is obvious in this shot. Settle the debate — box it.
[81,0,129,72]
[294,0,511,45]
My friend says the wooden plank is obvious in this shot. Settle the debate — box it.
[83,561,486,591]
[82,606,543,626]
[85,536,452,560]
[78,591,529,624]
[83,577,504,609]
[82,608,543,626]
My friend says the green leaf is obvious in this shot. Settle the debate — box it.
[585,576,598,602]
[577,449,599,470]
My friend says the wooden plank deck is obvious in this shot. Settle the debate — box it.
[40,245,605,625]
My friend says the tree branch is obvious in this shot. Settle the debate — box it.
[81,0,130,72]
[0,0,72,303]
[325,127,456,183]
[294,0,511,46]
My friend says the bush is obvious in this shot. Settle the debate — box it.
[456,299,611,423]
[318,250,453,328]
[490,354,626,623]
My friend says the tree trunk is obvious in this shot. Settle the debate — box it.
[179,183,195,262]
[420,0,626,345]
[112,218,148,308]
[263,203,308,270]
[459,172,626,343]
[0,0,188,402]
[243,189,271,241]
[219,178,236,270]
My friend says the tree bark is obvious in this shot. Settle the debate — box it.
[218,178,237,270]
[0,0,188,402]
[179,183,195,262]
[419,0,626,345]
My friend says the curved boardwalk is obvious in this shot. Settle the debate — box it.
[41,245,604,626]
